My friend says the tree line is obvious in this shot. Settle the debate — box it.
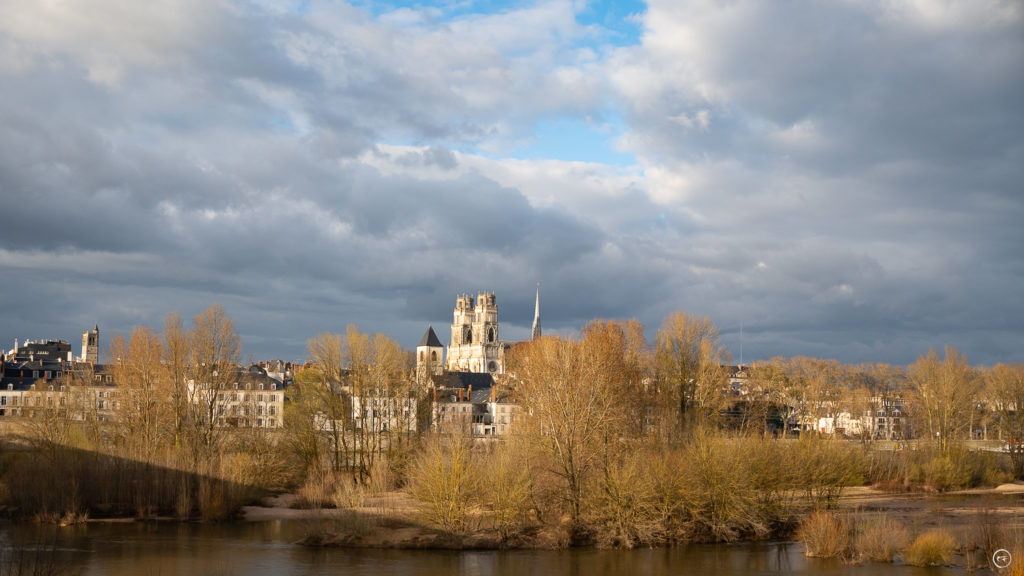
[2,305,1022,547]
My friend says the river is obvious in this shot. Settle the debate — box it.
[0,519,975,575]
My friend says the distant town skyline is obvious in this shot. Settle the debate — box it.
[1,0,1021,366]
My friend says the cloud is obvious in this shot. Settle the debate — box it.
[0,0,1021,366]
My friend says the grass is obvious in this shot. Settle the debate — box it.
[797,511,850,558]
[855,515,908,562]
[902,529,958,567]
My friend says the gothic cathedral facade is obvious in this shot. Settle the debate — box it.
[446,292,505,374]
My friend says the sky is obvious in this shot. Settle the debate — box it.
[1,0,1022,367]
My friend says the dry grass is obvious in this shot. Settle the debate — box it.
[902,529,958,567]
[797,511,851,558]
[855,515,908,562]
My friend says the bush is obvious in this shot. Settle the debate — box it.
[295,472,339,509]
[797,511,851,558]
[789,436,865,509]
[902,529,957,566]
[679,432,768,542]
[855,515,908,562]
[918,456,970,492]
[406,433,479,533]
[902,444,1012,491]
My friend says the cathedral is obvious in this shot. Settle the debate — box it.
[416,287,541,380]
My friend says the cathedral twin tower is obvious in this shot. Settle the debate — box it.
[416,287,541,380]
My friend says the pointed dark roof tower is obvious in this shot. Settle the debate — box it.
[419,326,443,348]
[531,284,542,340]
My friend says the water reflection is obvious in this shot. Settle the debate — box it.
[0,521,967,576]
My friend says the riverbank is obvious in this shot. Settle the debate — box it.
[238,482,1024,551]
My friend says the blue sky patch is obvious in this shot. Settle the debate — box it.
[513,115,635,166]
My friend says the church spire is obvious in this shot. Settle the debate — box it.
[531,283,542,340]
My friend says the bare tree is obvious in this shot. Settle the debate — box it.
[306,332,352,472]
[654,312,731,440]
[984,363,1024,477]
[345,325,412,484]
[109,326,172,459]
[163,312,191,450]
[907,346,979,454]
[186,303,241,457]
[508,320,638,526]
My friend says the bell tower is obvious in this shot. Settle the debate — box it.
[416,326,444,383]
[81,324,99,364]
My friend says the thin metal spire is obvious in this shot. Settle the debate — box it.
[531,283,542,340]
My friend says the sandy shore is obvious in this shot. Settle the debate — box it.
[239,481,1024,549]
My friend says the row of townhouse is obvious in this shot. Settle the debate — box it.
[1,340,119,420]
[1,339,287,429]
[344,371,521,437]
[188,364,287,429]
[726,365,909,439]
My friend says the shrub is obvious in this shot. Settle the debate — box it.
[332,474,366,509]
[742,436,797,530]
[679,432,767,542]
[921,456,970,492]
[407,433,479,533]
[480,444,534,543]
[902,529,957,566]
[855,515,908,562]
[797,511,851,558]
[295,472,337,509]
[790,436,865,509]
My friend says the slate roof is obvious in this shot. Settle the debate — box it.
[438,371,495,390]
[418,326,443,348]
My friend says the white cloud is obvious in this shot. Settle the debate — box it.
[0,0,1021,365]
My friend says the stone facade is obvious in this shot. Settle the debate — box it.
[444,292,505,374]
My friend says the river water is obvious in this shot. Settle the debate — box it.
[0,520,973,575]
